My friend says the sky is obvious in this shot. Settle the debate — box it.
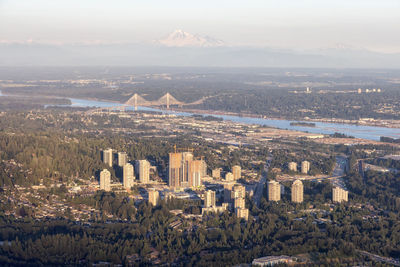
[1,0,400,53]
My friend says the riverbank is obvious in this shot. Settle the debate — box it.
[2,90,400,129]
[1,91,400,140]
[160,106,400,130]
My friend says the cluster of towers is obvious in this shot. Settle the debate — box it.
[288,161,310,174]
[168,150,207,189]
[210,165,241,181]
[357,88,381,94]
[99,148,151,191]
[268,179,348,203]
[268,179,303,203]
[203,183,249,220]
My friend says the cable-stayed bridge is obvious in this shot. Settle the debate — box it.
[86,92,205,114]
[125,93,184,110]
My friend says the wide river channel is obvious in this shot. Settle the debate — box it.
[68,98,400,141]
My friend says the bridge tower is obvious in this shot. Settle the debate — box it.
[166,92,170,109]
[134,93,138,111]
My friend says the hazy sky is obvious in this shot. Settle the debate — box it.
[1,0,399,52]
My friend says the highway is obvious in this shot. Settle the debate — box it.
[297,156,348,189]
[357,250,400,266]
[254,153,272,207]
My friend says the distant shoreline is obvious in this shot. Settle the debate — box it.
[1,90,400,130]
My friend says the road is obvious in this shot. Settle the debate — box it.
[254,153,272,207]
[357,250,400,266]
[328,156,347,189]
[253,155,347,207]
[300,156,348,189]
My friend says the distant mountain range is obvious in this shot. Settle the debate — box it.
[156,30,225,47]
[1,30,400,68]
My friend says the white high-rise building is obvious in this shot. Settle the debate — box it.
[332,187,348,203]
[232,165,241,180]
[301,161,310,174]
[103,148,113,167]
[204,190,216,208]
[291,179,303,203]
[168,151,193,189]
[225,172,234,182]
[148,189,160,206]
[189,160,203,188]
[100,169,111,191]
[288,162,297,172]
[136,160,150,184]
[123,163,134,190]
[118,152,128,167]
[235,207,249,220]
[231,184,246,199]
[200,159,207,177]
[268,180,281,201]
[234,197,245,209]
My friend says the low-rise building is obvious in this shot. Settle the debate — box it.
[212,168,221,179]
[252,255,293,266]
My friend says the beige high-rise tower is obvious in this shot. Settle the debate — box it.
[148,189,160,206]
[204,190,216,208]
[123,163,134,189]
[232,165,241,180]
[231,184,246,199]
[225,172,234,182]
[169,152,182,188]
[118,152,128,167]
[200,159,207,177]
[100,169,111,191]
[268,180,281,201]
[301,161,310,174]
[288,162,297,172]
[181,152,193,187]
[234,197,245,209]
[189,160,203,187]
[168,151,193,189]
[291,179,303,203]
[103,148,113,167]
[332,187,348,203]
[235,207,249,220]
[136,160,150,184]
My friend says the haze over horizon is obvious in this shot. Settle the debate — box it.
[1,0,400,53]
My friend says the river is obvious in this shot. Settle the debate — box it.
[1,90,399,141]
[68,98,400,141]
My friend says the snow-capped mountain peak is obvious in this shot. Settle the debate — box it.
[157,30,225,47]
